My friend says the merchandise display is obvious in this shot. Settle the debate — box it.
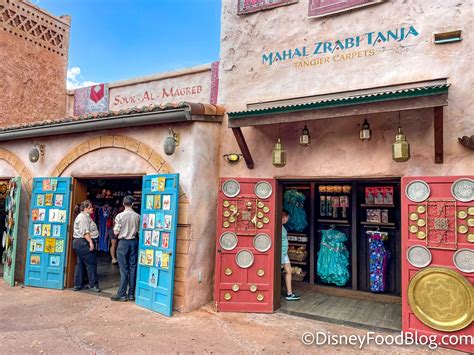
[317,228,350,286]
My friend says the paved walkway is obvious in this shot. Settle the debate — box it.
[0,283,461,354]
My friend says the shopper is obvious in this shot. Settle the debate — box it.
[111,195,140,302]
[72,200,101,292]
[282,209,300,301]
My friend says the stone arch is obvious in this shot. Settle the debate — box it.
[50,135,188,201]
[0,148,33,196]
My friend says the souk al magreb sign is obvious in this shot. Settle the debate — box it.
[261,25,419,68]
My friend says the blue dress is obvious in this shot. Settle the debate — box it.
[317,229,350,286]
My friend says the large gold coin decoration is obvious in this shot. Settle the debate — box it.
[408,267,473,332]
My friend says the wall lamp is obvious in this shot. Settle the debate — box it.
[223,153,242,164]
[163,128,180,156]
[29,140,44,163]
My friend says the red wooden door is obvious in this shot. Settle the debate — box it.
[402,176,473,353]
[214,178,276,313]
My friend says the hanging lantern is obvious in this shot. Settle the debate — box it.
[299,125,311,146]
[392,126,410,162]
[272,137,286,167]
[359,119,372,141]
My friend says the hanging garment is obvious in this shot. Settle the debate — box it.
[283,189,308,232]
[317,229,350,286]
[368,233,389,292]
[98,206,111,252]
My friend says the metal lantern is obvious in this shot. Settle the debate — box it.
[272,137,286,167]
[299,125,311,146]
[163,128,179,156]
[28,141,44,163]
[359,119,372,141]
[392,126,410,162]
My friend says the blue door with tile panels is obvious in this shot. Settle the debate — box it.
[3,177,21,286]
[135,174,179,317]
[24,177,71,289]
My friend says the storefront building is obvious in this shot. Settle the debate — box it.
[214,0,472,352]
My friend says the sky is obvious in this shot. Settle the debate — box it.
[34,0,222,89]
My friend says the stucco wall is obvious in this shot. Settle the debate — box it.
[0,0,70,127]
[218,0,474,177]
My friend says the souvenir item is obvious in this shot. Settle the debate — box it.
[42,179,52,191]
[153,195,161,209]
[37,195,45,206]
[142,214,149,229]
[406,245,432,268]
[151,230,160,247]
[52,225,61,237]
[144,231,152,246]
[451,178,474,202]
[33,239,44,252]
[317,229,350,286]
[222,179,240,198]
[224,293,232,301]
[54,194,63,207]
[249,284,257,292]
[408,267,473,332]
[367,209,381,223]
[256,294,264,301]
[224,268,232,276]
[417,205,426,213]
[146,195,154,209]
[145,249,154,265]
[453,249,473,273]
[235,249,254,268]
[157,177,166,191]
[417,231,426,239]
[42,224,51,237]
[365,187,375,205]
[33,224,42,236]
[405,180,431,203]
[139,250,146,265]
[467,218,474,227]
[58,210,66,223]
[38,208,46,221]
[255,181,272,199]
[409,213,418,221]
[44,194,53,206]
[374,187,385,205]
[148,214,155,229]
[50,255,60,267]
[161,232,169,248]
[155,251,162,267]
[55,239,64,253]
[284,189,308,232]
[231,284,239,292]
[369,233,388,292]
[151,178,158,192]
[149,268,158,287]
[44,238,55,253]
[219,232,238,251]
[383,187,394,205]
[161,252,170,269]
[30,255,40,265]
[156,212,165,229]
[164,215,172,230]
[457,210,467,219]
[162,195,171,210]
[32,209,39,221]
[253,233,272,252]
[457,225,468,234]
[381,209,389,224]
[49,209,58,222]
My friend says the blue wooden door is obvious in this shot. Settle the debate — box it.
[24,177,71,289]
[135,174,179,316]
[3,177,21,286]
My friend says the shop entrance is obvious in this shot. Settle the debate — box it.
[277,178,402,332]
[0,179,10,277]
[65,176,143,294]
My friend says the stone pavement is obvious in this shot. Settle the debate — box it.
[0,283,462,354]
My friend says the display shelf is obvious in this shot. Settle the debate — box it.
[360,221,396,227]
[287,232,307,236]
[317,219,350,226]
[360,204,395,208]
[288,242,307,247]
[290,260,307,265]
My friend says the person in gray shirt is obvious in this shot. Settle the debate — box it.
[72,200,100,292]
[111,195,140,302]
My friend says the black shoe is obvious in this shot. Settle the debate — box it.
[89,286,101,293]
[72,286,82,291]
[111,294,127,302]
[128,295,135,301]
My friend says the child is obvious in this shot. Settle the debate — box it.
[282,209,300,301]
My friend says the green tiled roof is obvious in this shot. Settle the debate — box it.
[228,84,450,119]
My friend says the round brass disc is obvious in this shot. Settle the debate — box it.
[467,234,474,243]
[263,217,270,224]
[257,268,265,277]
[467,218,474,227]
[223,221,230,228]
[417,219,426,227]
[263,206,270,213]
[409,225,418,233]
[256,293,264,301]
[223,210,230,217]
[257,201,264,209]
[223,200,230,207]
[410,213,419,221]
[468,206,474,215]
[417,231,426,239]
[458,225,468,234]
[408,267,473,332]
[229,216,236,223]
[256,222,264,229]
[257,212,264,218]
[417,205,426,214]
[224,268,232,276]
[229,205,237,212]
[457,210,468,219]
[249,284,257,292]
[224,293,232,301]
[232,284,240,292]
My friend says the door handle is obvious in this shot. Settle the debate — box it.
[217,248,222,253]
